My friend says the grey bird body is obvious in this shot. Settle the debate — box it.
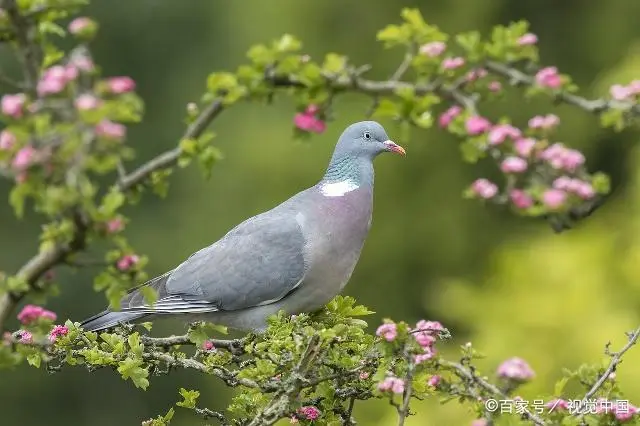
[81,121,404,332]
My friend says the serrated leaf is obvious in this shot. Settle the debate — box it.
[117,357,149,390]
[176,388,200,409]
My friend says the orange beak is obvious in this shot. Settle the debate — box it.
[383,140,406,156]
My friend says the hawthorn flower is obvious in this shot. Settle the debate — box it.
[470,178,498,199]
[17,304,57,325]
[1,93,27,118]
[117,254,139,271]
[375,322,397,342]
[438,105,462,128]
[48,325,69,343]
[497,357,535,381]
[419,41,446,57]
[465,116,491,135]
[535,67,562,89]
[294,105,326,134]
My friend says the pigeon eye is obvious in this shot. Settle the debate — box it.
[363,131,372,140]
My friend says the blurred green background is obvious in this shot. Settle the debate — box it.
[2,0,640,425]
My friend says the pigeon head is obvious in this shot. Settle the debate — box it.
[332,121,406,160]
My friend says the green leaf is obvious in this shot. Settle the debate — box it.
[100,187,125,216]
[26,352,42,368]
[401,8,426,32]
[553,376,570,396]
[117,357,150,390]
[9,184,30,219]
[591,172,611,194]
[273,34,301,53]
[322,53,347,74]
[127,333,144,358]
[140,286,158,306]
[176,388,200,409]
[246,44,274,67]
[372,99,401,119]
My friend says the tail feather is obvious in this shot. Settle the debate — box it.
[80,271,174,331]
[80,310,147,332]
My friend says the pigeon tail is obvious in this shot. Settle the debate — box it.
[80,310,147,332]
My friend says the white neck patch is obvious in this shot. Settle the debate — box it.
[319,179,359,197]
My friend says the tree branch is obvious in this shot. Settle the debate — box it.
[577,326,640,407]
[440,359,547,426]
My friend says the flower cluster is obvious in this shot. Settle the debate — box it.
[17,304,57,325]
[294,105,326,134]
[412,320,444,364]
[117,254,140,271]
[497,357,535,382]
[48,325,69,343]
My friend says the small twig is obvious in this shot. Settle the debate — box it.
[396,350,416,426]
[578,326,640,405]
[440,360,547,426]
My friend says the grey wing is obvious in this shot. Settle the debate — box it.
[119,210,308,314]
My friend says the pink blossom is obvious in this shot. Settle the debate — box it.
[552,176,572,190]
[48,325,69,343]
[0,130,16,150]
[500,156,528,173]
[466,68,488,82]
[471,419,488,426]
[294,105,326,134]
[427,375,441,387]
[438,105,462,128]
[107,76,136,94]
[488,81,502,92]
[70,54,95,72]
[414,331,436,347]
[202,340,215,351]
[75,94,102,111]
[414,346,436,364]
[497,357,535,381]
[106,218,125,233]
[535,67,562,89]
[18,331,33,344]
[377,376,405,394]
[68,17,93,35]
[517,33,538,46]
[11,146,36,170]
[528,114,560,130]
[375,322,397,342]
[470,178,498,199]
[442,57,465,70]
[465,116,491,135]
[37,65,78,96]
[17,304,57,325]
[610,84,632,101]
[297,406,321,420]
[359,371,370,380]
[514,138,537,157]
[613,401,638,422]
[510,189,533,209]
[116,254,139,271]
[1,93,26,118]
[95,120,126,141]
[488,124,521,145]
[542,189,566,209]
[540,143,585,171]
[419,41,446,57]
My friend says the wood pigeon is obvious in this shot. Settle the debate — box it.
[81,120,405,332]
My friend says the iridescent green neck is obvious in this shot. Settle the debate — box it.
[321,155,373,185]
